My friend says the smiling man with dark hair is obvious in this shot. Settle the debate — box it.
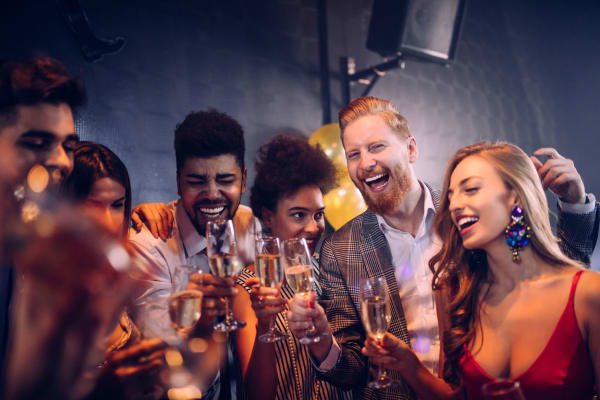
[173,109,247,234]
[0,57,85,189]
[128,109,259,399]
[0,56,85,379]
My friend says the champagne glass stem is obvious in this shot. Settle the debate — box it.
[267,318,276,335]
[224,297,232,324]
[376,361,386,382]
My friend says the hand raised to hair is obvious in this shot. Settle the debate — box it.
[530,148,586,204]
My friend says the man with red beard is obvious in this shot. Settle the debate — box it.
[287,96,597,399]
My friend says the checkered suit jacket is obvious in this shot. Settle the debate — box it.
[557,200,599,266]
[317,183,440,400]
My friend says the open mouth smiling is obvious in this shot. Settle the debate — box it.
[197,205,227,219]
[456,215,479,235]
[363,173,389,191]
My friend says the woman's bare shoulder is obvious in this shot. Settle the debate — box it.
[577,268,600,303]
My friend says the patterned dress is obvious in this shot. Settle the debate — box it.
[236,257,352,400]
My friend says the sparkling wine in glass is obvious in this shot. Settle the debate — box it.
[206,219,245,332]
[282,237,320,344]
[360,276,392,389]
[169,264,204,338]
[482,380,526,400]
[255,235,287,343]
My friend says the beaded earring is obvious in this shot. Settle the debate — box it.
[504,206,531,263]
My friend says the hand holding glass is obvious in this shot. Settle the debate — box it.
[254,235,287,343]
[282,238,320,344]
[206,219,245,332]
[169,264,204,338]
[360,276,392,389]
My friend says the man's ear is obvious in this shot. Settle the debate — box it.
[176,170,181,197]
[407,136,418,164]
[262,208,273,229]
[241,167,247,194]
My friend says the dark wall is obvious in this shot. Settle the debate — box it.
[1,0,599,206]
[327,0,600,195]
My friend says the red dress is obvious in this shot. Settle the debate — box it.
[459,270,596,399]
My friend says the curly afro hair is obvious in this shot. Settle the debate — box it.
[174,109,245,172]
[250,134,338,220]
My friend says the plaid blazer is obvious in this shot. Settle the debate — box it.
[556,200,599,266]
[317,183,440,400]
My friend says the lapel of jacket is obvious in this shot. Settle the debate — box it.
[423,181,441,210]
[358,210,411,345]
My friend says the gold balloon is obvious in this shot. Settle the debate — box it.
[309,123,367,230]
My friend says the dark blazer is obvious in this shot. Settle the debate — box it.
[557,201,599,266]
[317,184,440,400]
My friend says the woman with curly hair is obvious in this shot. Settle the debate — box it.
[232,134,351,399]
[362,142,599,399]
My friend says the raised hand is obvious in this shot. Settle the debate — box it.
[187,273,238,321]
[362,332,417,373]
[530,148,586,204]
[93,338,168,398]
[131,202,174,240]
[246,277,286,332]
[287,291,331,341]
[5,208,137,399]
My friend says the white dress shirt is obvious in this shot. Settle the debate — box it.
[128,199,260,339]
[316,183,441,375]
[376,183,441,375]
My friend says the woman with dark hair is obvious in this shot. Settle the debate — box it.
[65,141,132,238]
[361,142,599,399]
[64,141,170,398]
[232,134,351,399]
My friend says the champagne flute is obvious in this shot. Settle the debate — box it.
[144,289,204,398]
[169,264,204,338]
[360,276,392,389]
[282,237,320,344]
[255,235,287,342]
[206,219,245,332]
[482,380,526,400]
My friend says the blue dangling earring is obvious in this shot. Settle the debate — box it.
[504,206,531,264]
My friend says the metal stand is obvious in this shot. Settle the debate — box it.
[339,55,406,106]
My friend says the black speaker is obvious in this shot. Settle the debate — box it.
[367,0,466,63]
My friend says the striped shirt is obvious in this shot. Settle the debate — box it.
[236,257,351,400]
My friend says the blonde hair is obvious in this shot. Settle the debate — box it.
[429,141,582,386]
[338,96,410,141]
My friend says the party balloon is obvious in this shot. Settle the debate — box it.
[309,124,367,230]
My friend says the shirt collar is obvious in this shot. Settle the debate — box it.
[176,200,207,258]
[376,181,436,238]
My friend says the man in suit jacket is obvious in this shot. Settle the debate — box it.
[288,96,597,399]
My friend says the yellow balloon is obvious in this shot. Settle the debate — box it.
[309,123,367,230]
